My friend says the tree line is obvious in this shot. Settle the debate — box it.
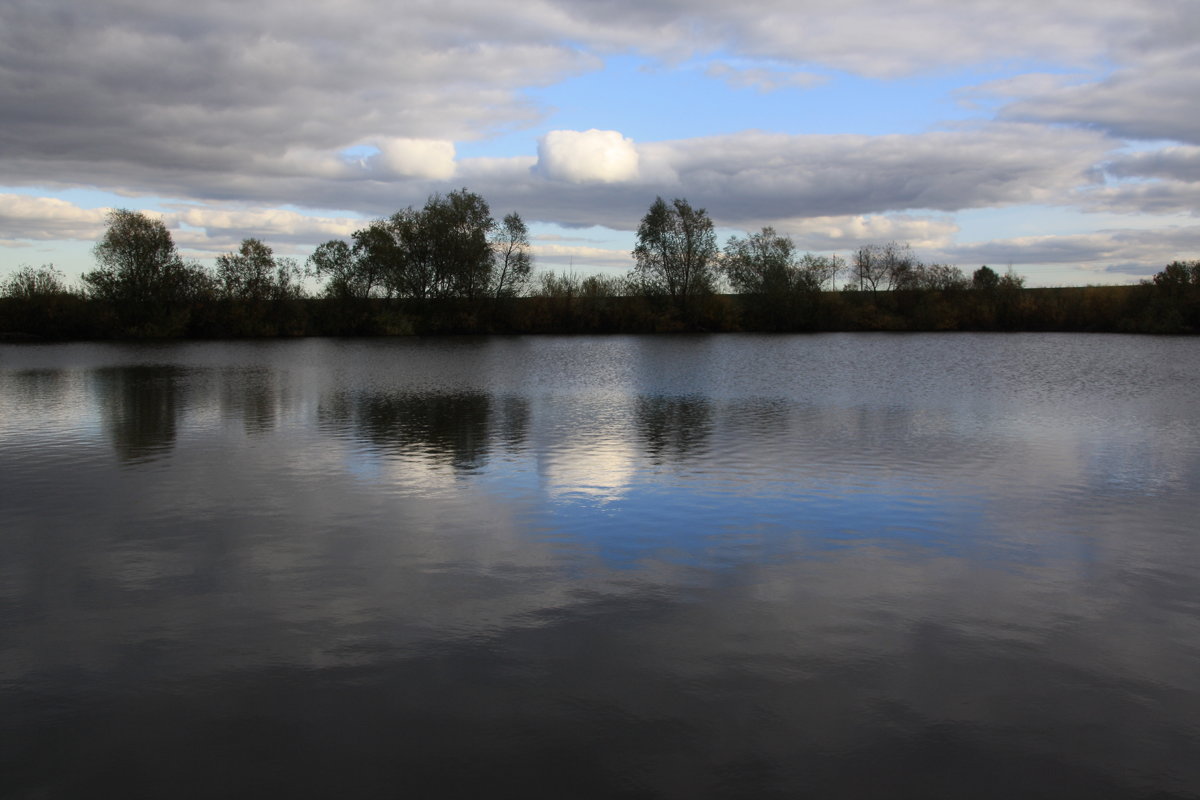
[2,189,1198,339]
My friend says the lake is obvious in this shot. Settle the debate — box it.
[2,333,1199,799]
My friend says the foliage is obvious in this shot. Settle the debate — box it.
[309,189,500,307]
[308,233,389,301]
[921,264,969,292]
[379,188,497,303]
[892,262,968,292]
[309,240,361,299]
[212,238,307,336]
[81,209,210,336]
[1152,259,1200,293]
[723,227,804,295]
[1142,259,1200,332]
[722,228,843,330]
[217,239,268,301]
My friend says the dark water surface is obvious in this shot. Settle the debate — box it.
[2,334,1199,798]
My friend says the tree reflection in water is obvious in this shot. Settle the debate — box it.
[635,394,713,465]
[96,366,184,463]
[318,390,531,472]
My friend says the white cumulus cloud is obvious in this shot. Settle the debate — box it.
[369,138,458,181]
[537,129,641,184]
[372,138,458,180]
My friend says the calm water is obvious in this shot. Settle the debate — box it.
[2,334,1199,799]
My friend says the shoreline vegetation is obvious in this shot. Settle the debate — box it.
[3,191,1198,340]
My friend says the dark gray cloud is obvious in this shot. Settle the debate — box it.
[638,125,1110,220]
[1106,147,1200,183]
[955,1,1200,145]
[548,0,1157,76]
[998,47,1200,145]
[0,0,589,189]
[1082,182,1200,217]
[1067,147,1200,216]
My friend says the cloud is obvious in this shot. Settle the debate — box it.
[998,48,1200,144]
[543,0,1158,77]
[530,243,636,272]
[0,0,590,197]
[610,124,1109,228]
[782,215,960,252]
[536,130,641,184]
[653,125,1108,214]
[1106,147,1200,184]
[1060,147,1200,216]
[165,206,362,252]
[0,194,109,242]
[956,72,1084,109]
[371,139,458,180]
[0,194,365,261]
[935,225,1200,278]
[1081,182,1200,217]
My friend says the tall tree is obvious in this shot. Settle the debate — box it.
[424,188,495,301]
[491,212,533,301]
[633,197,718,314]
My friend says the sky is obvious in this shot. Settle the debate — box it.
[1,0,1198,287]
